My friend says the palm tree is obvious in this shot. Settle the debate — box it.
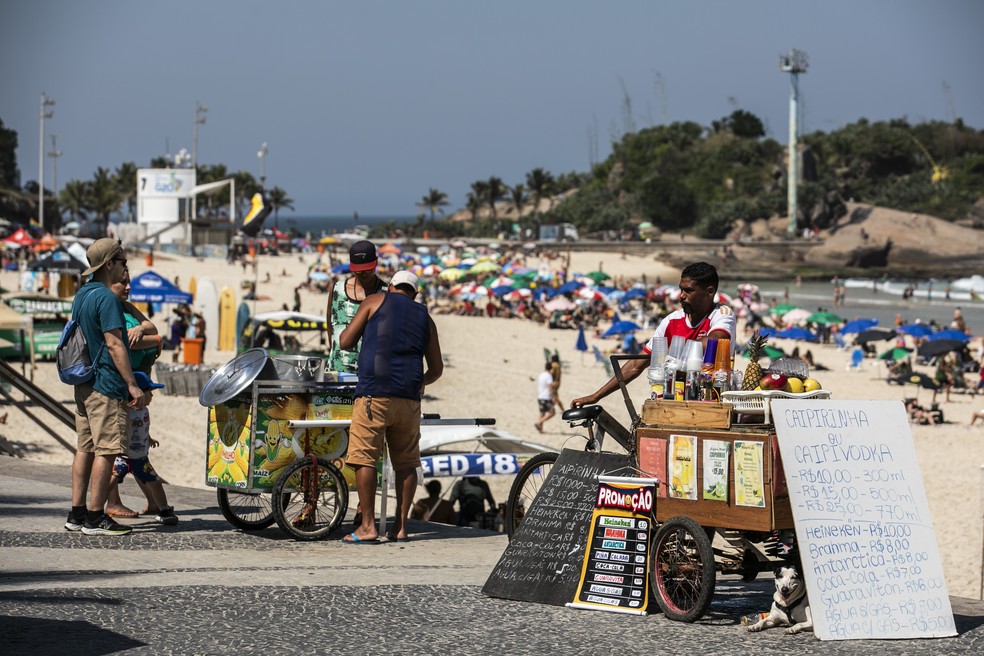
[510,183,527,217]
[114,162,138,222]
[416,187,449,219]
[485,176,507,221]
[59,179,89,223]
[88,167,123,227]
[232,170,260,222]
[465,192,483,222]
[525,168,554,212]
[470,180,488,219]
[266,186,294,229]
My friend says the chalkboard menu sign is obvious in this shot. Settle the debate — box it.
[482,449,631,606]
[772,399,956,641]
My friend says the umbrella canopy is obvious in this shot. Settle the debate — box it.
[577,288,605,301]
[898,323,933,338]
[27,245,88,272]
[468,260,499,274]
[771,303,800,316]
[503,288,532,301]
[544,297,576,312]
[743,345,786,360]
[878,346,912,361]
[917,339,966,358]
[585,271,611,284]
[776,326,819,342]
[491,285,515,297]
[4,227,36,247]
[927,329,970,342]
[781,308,812,324]
[331,263,350,274]
[483,275,515,289]
[575,326,588,352]
[840,318,879,334]
[892,372,939,390]
[807,310,846,325]
[127,270,193,304]
[855,328,897,344]
[378,242,401,254]
[622,288,648,301]
[420,264,443,276]
[602,320,641,338]
[439,267,467,282]
[556,280,583,295]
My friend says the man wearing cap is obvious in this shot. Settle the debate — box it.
[339,270,443,543]
[325,240,385,375]
[65,238,145,536]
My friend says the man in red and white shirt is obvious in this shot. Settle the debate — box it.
[572,262,736,408]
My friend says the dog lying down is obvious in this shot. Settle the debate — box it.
[747,566,814,635]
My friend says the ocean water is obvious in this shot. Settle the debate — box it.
[280,215,415,236]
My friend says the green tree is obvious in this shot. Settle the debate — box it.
[416,187,449,219]
[114,162,138,222]
[88,167,123,226]
[233,170,261,221]
[266,186,294,229]
[525,168,554,211]
[485,176,507,221]
[509,183,527,217]
[469,180,488,218]
[0,117,19,189]
[58,179,90,223]
[465,192,483,222]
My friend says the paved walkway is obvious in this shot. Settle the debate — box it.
[1,457,982,655]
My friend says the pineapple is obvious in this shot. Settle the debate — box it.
[742,331,768,390]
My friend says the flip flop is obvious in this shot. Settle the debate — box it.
[384,531,411,542]
[106,508,139,519]
[342,533,380,544]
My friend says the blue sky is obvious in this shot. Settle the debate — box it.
[2,0,982,217]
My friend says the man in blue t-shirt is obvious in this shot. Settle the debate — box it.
[64,238,146,537]
[338,270,443,543]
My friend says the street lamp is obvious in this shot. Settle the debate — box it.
[192,102,207,221]
[38,93,55,231]
[257,142,268,188]
[48,133,63,200]
[779,49,808,238]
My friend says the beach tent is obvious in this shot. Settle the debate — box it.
[3,228,36,248]
[127,270,193,304]
[27,245,88,272]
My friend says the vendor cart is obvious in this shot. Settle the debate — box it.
[506,353,829,622]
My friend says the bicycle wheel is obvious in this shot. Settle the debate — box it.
[216,488,286,531]
[650,515,716,622]
[505,452,559,539]
[272,457,349,541]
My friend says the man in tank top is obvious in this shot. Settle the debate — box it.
[338,270,443,543]
[324,240,386,374]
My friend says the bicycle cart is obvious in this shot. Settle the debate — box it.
[506,354,829,622]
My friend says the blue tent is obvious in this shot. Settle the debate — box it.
[127,270,193,304]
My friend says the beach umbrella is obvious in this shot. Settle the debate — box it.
[602,320,641,338]
[840,318,879,334]
[331,263,350,274]
[715,291,732,305]
[776,326,819,342]
[855,328,896,344]
[578,288,605,301]
[781,308,812,325]
[807,310,845,325]
[585,271,611,284]
[878,346,912,361]
[622,288,648,301]
[544,297,576,312]
[898,323,933,338]
[770,303,799,316]
[468,260,499,274]
[483,275,515,288]
[556,280,583,295]
[917,339,965,358]
[756,326,777,338]
[439,268,467,282]
[743,345,785,360]
[421,264,443,277]
[504,288,532,301]
[575,326,588,353]
[451,239,467,248]
[377,242,401,254]
[892,372,939,390]
[491,284,515,297]
[927,329,970,342]
[318,236,339,244]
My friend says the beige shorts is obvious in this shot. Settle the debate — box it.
[74,383,130,457]
[346,396,421,471]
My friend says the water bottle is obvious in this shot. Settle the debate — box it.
[740,612,769,626]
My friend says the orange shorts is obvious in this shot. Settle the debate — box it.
[346,396,421,471]
[74,383,130,457]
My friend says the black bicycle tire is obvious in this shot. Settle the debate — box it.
[271,457,349,541]
[505,451,559,540]
[650,515,716,622]
[216,488,286,531]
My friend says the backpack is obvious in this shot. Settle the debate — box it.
[57,295,105,385]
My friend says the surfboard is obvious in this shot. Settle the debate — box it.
[188,275,198,299]
[195,277,219,359]
[236,302,251,352]
[218,286,236,352]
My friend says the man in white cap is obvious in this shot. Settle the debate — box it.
[338,270,443,543]
[65,238,145,536]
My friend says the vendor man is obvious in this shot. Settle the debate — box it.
[571,261,736,408]
[338,270,443,543]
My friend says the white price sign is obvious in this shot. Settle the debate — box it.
[772,399,955,641]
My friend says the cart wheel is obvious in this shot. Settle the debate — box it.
[650,516,716,622]
[272,457,349,541]
[216,488,287,531]
[505,452,558,540]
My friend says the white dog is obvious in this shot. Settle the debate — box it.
[746,566,813,635]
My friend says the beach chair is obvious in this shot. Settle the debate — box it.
[845,347,863,371]
[593,345,614,376]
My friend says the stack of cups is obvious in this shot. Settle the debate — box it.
[647,336,668,400]
[666,336,688,400]
[684,340,704,401]
[713,338,732,399]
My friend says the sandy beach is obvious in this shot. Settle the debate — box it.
[1,248,982,599]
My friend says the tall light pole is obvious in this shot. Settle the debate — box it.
[257,141,268,189]
[38,93,55,231]
[779,49,808,238]
[191,101,207,221]
[48,133,63,200]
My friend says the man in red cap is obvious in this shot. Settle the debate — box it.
[325,240,385,375]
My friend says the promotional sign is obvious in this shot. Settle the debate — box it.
[568,476,656,615]
[420,453,529,478]
[772,399,955,640]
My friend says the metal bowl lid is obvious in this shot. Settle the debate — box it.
[198,348,270,407]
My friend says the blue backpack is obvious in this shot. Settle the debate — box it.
[57,296,105,385]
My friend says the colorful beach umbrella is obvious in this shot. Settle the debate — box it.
[807,310,845,325]
[575,326,588,353]
[776,326,819,342]
[585,271,611,284]
[468,260,499,274]
[878,346,912,361]
[781,308,812,324]
[898,324,933,338]
[770,303,799,316]
[927,329,970,342]
[602,320,641,338]
[840,318,879,334]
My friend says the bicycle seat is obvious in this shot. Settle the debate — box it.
[563,405,603,422]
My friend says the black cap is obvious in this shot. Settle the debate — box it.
[349,240,378,272]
